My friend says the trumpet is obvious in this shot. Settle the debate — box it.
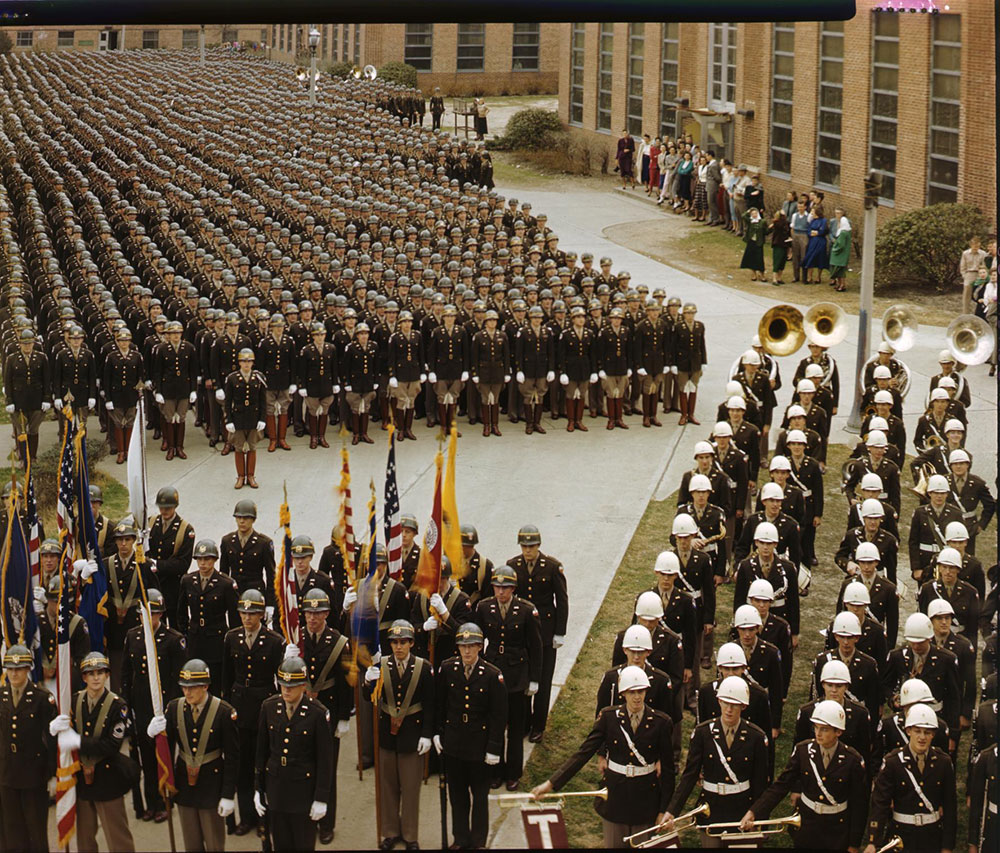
[624,803,710,847]
[706,812,801,838]
[876,837,903,853]
[492,787,607,809]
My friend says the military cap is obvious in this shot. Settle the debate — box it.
[147,589,167,614]
[388,619,415,641]
[237,348,255,362]
[17,329,35,343]
[375,543,388,564]
[80,652,112,673]
[356,323,370,333]
[517,524,541,546]
[39,538,62,556]
[401,514,419,532]
[178,659,212,687]
[269,314,286,327]
[300,588,332,613]
[667,296,682,307]
[156,486,179,508]
[491,565,518,587]
[290,535,315,557]
[194,539,219,560]
[113,517,139,538]
[569,306,585,318]
[277,656,308,685]
[3,644,34,669]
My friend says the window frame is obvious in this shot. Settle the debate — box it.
[869,13,899,203]
[569,23,585,127]
[15,31,33,48]
[141,30,160,50]
[182,29,199,50]
[815,21,844,190]
[769,22,795,178]
[596,22,614,133]
[456,23,486,72]
[512,22,540,72]
[709,23,737,111]
[660,22,679,138]
[403,23,433,71]
[57,30,75,48]
[927,14,961,205]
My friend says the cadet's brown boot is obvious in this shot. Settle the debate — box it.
[642,395,651,428]
[318,415,330,447]
[687,391,700,425]
[220,438,232,456]
[403,409,417,441]
[616,398,630,429]
[525,404,534,435]
[566,401,575,432]
[360,414,374,444]
[234,452,246,489]
[309,415,319,449]
[606,400,616,430]
[164,424,176,460]
[351,413,360,445]
[533,404,546,434]
[575,399,588,431]
[483,405,491,437]
[491,404,502,437]
[175,423,187,459]
[277,414,291,450]
[678,393,689,426]
[160,415,169,451]
[648,395,662,427]
[266,416,278,452]
[246,451,258,488]
[115,427,126,464]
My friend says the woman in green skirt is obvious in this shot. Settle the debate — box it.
[768,210,792,285]
[740,207,767,281]
[829,209,852,291]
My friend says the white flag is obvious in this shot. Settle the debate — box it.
[126,399,147,532]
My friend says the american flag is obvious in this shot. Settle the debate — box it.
[54,571,79,850]
[20,435,41,585]
[273,487,299,645]
[338,446,356,580]
[384,426,402,580]
[56,417,78,558]
[350,482,380,658]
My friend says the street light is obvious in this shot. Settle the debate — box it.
[308,27,321,107]
[199,24,205,64]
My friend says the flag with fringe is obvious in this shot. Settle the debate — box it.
[384,426,402,580]
[350,482,380,660]
[273,486,298,645]
[54,568,79,849]
[338,446,356,582]
[75,434,108,652]
[413,450,443,599]
[441,426,464,580]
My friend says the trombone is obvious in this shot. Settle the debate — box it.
[624,803,710,847]
[705,812,801,838]
[492,787,607,809]
[876,837,903,853]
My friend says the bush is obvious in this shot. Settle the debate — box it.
[324,61,355,79]
[511,132,593,176]
[378,61,418,89]
[0,31,13,56]
[875,203,991,292]
[497,108,563,151]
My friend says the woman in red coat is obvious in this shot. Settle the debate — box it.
[647,138,661,196]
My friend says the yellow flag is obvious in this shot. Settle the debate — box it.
[441,426,464,579]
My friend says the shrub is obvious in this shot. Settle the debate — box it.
[0,31,13,56]
[378,61,418,89]
[498,108,563,151]
[512,132,593,176]
[874,203,991,292]
[324,61,355,79]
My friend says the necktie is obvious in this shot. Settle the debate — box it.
[11,688,21,707]
[499,603,509,620]
[192,704,201,723]
[398,660,406,679]
[286,703,295,719]
[822,748,831,768]
[201,575,209,591]
[916,753,925,773]
[464,664,473,680]
[725,727,734,748]
[913,655,924,675]
[630,713,642,732]
[526,561,535,576]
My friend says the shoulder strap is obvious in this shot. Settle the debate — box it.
[807,745,841,804]
[709,723,740,782]
[313,635,349,693]
[173,519,191,555]
[617,713,649,767]
[900,756,936,813]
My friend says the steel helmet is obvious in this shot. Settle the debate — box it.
[237,589,267,613]
[859,499,885,519]
[819,660,851,684]
[759,483,783,503]
[927,598,955,620]
[517,524,542,546]
[726,395,747,410]
[798,565,812,597]
[868,417,889,432]
[460,524,479,545]
[810,699,846,730]
[785,429,807,444]
[929,388,949,402]
[688,474,713,493]
[832,611,862,637]
[899,678,934,707]
[622,624,654,652]
[2,644,34,669]
[717,676,750,706]
[855,542,881,563]
[926,475,949,493]
[805,364,825,379]
[769,455,791,472]
[300,589,332,613]
[672,513,698,537]
[873,389,894,404]
[947,448,971,466]
[733,604,762,629]
[943,418,965,433]
[654,551,681,575]
[842,582,871,606]
[860,473,884,492]
[194,539,219,560]
[944,521,969,542]
[490,565,517,587]
[634,591,664,620]
[146,589,167,614]
[80,652,112,673]
[155,486,179,508]
[786,405,806,419]
[455,623,485,645]
[754,521,779,542]
[936,547,962,567]
[388,620,415,641]
[617,665,651,693]
[178,659,212,687]
[747,579,774,601]
[904,704,938,730]
[712,421,733,438]
[725,380,743,397]
[693,441,715,457]
[741,349,761,365]
[797,379,815,393]
[716,643,748,668]
[865,430,888,448]
[233,499,258,519]
[904,613,934,642]
[290,535,315,557]
[277,657,308,685]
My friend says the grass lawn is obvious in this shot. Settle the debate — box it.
[522,441,996,848]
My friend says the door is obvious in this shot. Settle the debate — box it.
[98,31,108,50]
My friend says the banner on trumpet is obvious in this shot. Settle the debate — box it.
[521,805,568,849]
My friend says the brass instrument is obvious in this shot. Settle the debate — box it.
[925,434,943,448]
[911,462,935,498]
[946,313,995,365]
[876,837,903,853]
[864,402,878,418]
[492,787,607,809]
[881,304,919,352]
[804,302,848,347]
[625,803,710,847]
[363,64,378,80]
[758,305,805,357]
[706,812,801,839]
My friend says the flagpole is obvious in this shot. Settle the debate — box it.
[372,673,383,848]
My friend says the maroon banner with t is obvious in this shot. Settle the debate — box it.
[521,806,568,849]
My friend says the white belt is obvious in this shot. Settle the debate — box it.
[800,793,847,815]
[704,544,718,553]
[773,597,786,608]
[893,810,940,827]
[918,543,940,552]
[989,801,997,814]
[606,759,658,778]
[800,489,812,498]
[961,510,977,519]
[703,779,750,795]
[688,590,703,600]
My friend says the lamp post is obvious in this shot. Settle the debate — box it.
[308,28,321,107]
[199,24,205,64]
[846,170,882,433]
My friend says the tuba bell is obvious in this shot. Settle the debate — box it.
[804,302,848,347]
[946,314,995,365]
[758,305,805,357]
[881,304,919,352]
[363,64,377,80]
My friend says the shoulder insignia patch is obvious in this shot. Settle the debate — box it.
[112,720,126,738]
[180,638,187,649]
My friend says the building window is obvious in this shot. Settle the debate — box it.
[260,28,267,46]
[15,31,33,48]
[182,29,199,50]
[709,23,736,109]
[869,13,899,201]
[278,25,284,51]
[57,30,75,47]
[660,23,679,138]
[331,25,338,61]
[342,25,349,62]
[353,24,361,65]
[597,23,613,132]
[928,14,961,204]
[457,23,485,72]
[142,30,159,50]
[769,22,795,176]
[271,25,277,48]
[221,27,237,44]
[816,21,844,188]
[569,24,585,126]
[512,22,540,71]
[626,24,644,135]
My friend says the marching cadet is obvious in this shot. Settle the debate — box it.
[844,431,902,514]
[2,327,50,461]
[221,347,267,489]
[343,322,380,444]
[679,443,733,514]
[387,310,424,440]
[712,422,750,532]
[699,643,774,752]
[257,314,297,452]
[221,589,285,837]
[864,704,956,853]
[220,500,275,612]
[427,305,469,435]
[40,572,90,689]
[733,522,800,647]
[734,348,777,459]
[596,305,632,430]
[926,599,977,739]
[297,323,339,449]
[677,473,729,580]
[782,431,825,567]
[913,391,956,454]
[672,302,706,425]
[255,657,334,851]
[813,612,883,732]
[101,328,143,464]
[434,623,507,850]
[558,305,598,432]
[875,679,951,767]
[723,396,762,481]
[738,580,794,699]
[105,518,157,690]
[795,661,872,764]
[664,677,770,847]
[299,589,353,845]
[53,652,137,852]
[531,666,676,849]
[177,540,240,696]
[0,644,56,852]
[826,582,889,671]
[470,309,509,437]
[671,513,716,670]
[458,523,492,606]
[837,500,900,586]
[733,605,785,742]
[945,448,995,554]
[759,456,805,529]
[475,565,543,790]
[363,619,435,851]
[121,589,185,823]
[928,349,971,406]
[596,625,674,718]
[632,298,667,428]
[285,535,339,625]
[777,416,826,467]
[846,475,901,540]
[741,700,868,851]
[786,381,830,450]
[643,551,697,710]
[735,483,802,568]
[147,660,240,852]
[860,366,903,419]
[943,521,986,601]
[614,593,685,699]
[146,485,196,626]
[52,324,97,431]
[860,395,906,457]
[968,743,997,853]
[411,555,472,663]
[918,547,981,647]
[152,319,197,460]
[514,304,555,435]
[908,475,963,585]
[793,341,840,414]
[399,514,422,589]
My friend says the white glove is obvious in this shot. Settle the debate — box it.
[598,370,607,380]
[284,643,300,660]
[105,402,114,411]
[218,798,235,818]
[388,377,398,388]
[662,365,669,374]
[345,385,352,392]
[333,385,341,395]
[298,387,308,397]
[420,373,427,383]
[365,665,380,683]
[50,714,71,735]
[256,421,266,431]
[627,369,633,377]
[254,791,267,817]
[559,373,569,386]
[485,752,500,766]
[460,371,469,382]
[516,371,525,384]
[81,559,98,580]
[147,715,167,738]
[265,606,275,623]
[87,398,96,409]
[197,376,203,384]
[188,391,197,404]
[55,399,63,410]
[288,385,297,395]
[429,593,447,615]
[589,373,598,384]
[144,380,153,390]
[428,372,437,384]
[33,598,44,615]
[154,393,165,404]
[342,589,357,610]
[371,650,381,666]
[41,402,51,412]
[526,681,539,696]
[335,720,350,739]
[417,737,432,755]
[309,801,327,821]
[472,375,479,384]
[423,616,439,632]
[215,389,226,401]
[553,635,565,649]
[546,371,555,382]
[504,375,511,383]
[670,365,678,374]
[637,368,648,377]
[58,729,81,752]
[5,404,14,414]
[33,585,47,603]
[225,423,235,434]
[373,383,379,391]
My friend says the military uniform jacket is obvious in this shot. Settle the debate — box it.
[793,355,840,409]
[3,348,50,410]
[104,553,157,650]
[220,529,276,604]
[697,678,773,739]
[153,340,197,399]
[302,625,352,722]
[506,553,569,645]
[459,550,493,607]
[669,718,769,824]
[813,649,883,728]
[794,698,871,761]
[947,472,996,532]
[121,622,185,722]
[908,503,963,577]
[221,627,285,728]
[71,687,135,801]
[596,663,673,718]
[675,548,716,626]
[550,704,675,826]
[912,414,951,455]
[209,333,251,386]
[613,624,684,695]
[632,318,667,374]
[53,346,97,405]
[255,694,334,813]
[387,329,424,382]
[223,369,267,431]
[376,575,412,654]
[672,320,706,373]
[40,611,90,684]
[754,740,867,849]
[875,712,949,768]
[934,632,977,720]
[733,555,800,635]
[343,339,379,394]
[398,543,421,592]
[717,446,751,510]
[788,454,825,518]
[470,329,509,384]
[754,480,806,524]
[177,570,239,663]
[596,325,631,375]
[165,695,240,809]
[365,653,435,752]
[867,746,956,850]
[968,744,997,850]
[514,325,554,379]
[745,639,786,728]
[0,681,56,788]
[644,585,698,669]
[861,412,907,453]
[835,527,899,588]
[737,369,776,427]
[846,455,901,513]
[147,512,195,611]
[918,578,980,646]
[410,584,472,663]
[555,326,595,381]
[428,325,468,380]
[296,340,339,398]
[734,511,801,567]
[824,614,889,671]
[435,655,507,761]
[676,501,728,576]
[475,595,543,693]
[678,469,732,515]
[776,426,826,464]
[257,334,296,390]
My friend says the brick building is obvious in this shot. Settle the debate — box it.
[0,24,269,52]
[557,1,995,224]
[268,23,560,95]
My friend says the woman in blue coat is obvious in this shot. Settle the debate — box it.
[803,211,829,283]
